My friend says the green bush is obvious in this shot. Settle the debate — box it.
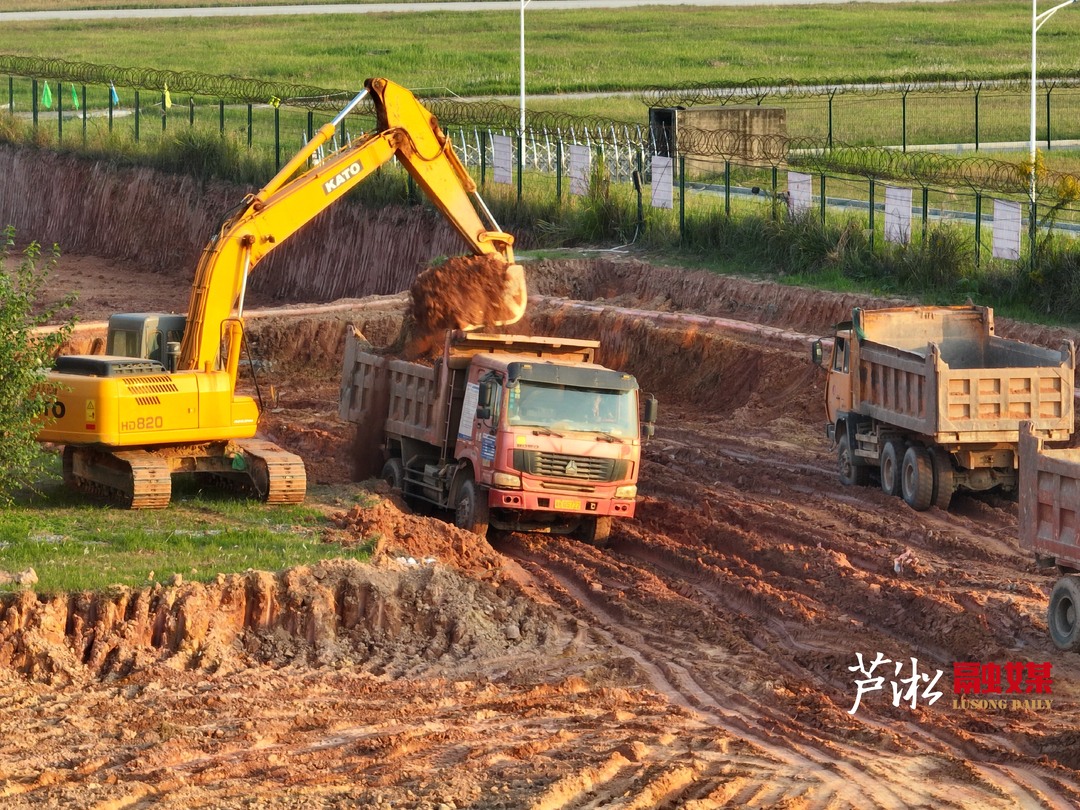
[0,227,77,504]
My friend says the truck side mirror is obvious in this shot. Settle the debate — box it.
[476,378,494,421]
[641,395,658,441]
[643,394,658,425]
[811,339,824,367]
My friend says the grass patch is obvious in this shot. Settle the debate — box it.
[0,452,378,595]
[2,2,1078,99]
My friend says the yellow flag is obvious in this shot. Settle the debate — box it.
[164,83,172,110]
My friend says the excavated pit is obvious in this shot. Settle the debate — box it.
[8,250,1080,808]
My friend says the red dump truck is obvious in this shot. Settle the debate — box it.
[813,305,1074,511]
[339,329,657,543]
[1019,423,1080,651]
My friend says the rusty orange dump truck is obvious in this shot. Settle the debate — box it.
[340,329,657,543]
[1019,423,1080,651]
[813,305,1074,511]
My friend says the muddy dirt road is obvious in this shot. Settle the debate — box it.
[4,253,1080,808]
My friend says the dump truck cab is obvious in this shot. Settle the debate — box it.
[813,322,854,432]
[461,351,651,532]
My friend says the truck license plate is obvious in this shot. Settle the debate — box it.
[554,498,581,510]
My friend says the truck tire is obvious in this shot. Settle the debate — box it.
[381,458,405,492]
[879,440,904,497]
[454,478,490,537]
[929,447,954,511]
[579,516,612,548]
[901,445,934,511]
[1048,576,1080,651]
[838,433,869,487]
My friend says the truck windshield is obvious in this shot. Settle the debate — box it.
[507,381,637,437]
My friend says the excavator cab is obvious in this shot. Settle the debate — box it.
[106,313,186,371]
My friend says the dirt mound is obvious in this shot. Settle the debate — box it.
[333,489,506,580]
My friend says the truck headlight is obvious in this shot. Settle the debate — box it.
[492,472,522,489]
[615,485,637,499]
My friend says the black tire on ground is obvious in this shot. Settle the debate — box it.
[838,433,870,487]
[579,516,613,548]
[879,440,904,497]
[454,478,490,537]
[901,445,934,511]
[929,447,955,511]
[1048,576,1080,651]
[381,458,405,492]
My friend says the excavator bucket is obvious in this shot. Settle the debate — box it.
[496,262,528,327]
[403,255,529,357]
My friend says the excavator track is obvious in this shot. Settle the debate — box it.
[236,439,307,504]
[64,446,173,509]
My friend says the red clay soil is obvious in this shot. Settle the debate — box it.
[5,252,1080,808]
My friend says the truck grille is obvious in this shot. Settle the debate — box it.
[513,450,622,482]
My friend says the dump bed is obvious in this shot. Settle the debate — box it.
[852,306,1074,443]
[1019,423,1080,569]
[339,328,603,451]
[339,330,450,448]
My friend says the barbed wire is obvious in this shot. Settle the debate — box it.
[641,71,1080,108]
[4,54,1076,200]
[0,54,645,135]
[0,55,356,108]
[787,139,1036,195]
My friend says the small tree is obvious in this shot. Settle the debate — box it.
[0,226,77,504]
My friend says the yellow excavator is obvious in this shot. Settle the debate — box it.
[37,77,527,508]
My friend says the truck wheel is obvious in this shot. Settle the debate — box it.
[381,458,405,492]
[1048,576,1080,651]
[929,447,954,511]
[879,440,904,497]
[454,479,490,537]
[579,516,612,548]
[838,434,869,487]
[901,445,934,511]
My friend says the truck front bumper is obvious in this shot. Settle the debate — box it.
[487,488,636,518]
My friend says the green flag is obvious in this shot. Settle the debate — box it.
[41,81,52,109]
[70,84,79,110]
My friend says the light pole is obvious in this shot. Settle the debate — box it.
[1031,0,1076,202]
[520,0,530,138]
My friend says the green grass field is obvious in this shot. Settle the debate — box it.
[2,1,1076,98]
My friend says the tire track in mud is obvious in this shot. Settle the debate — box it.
[499,526,1080,808]
[495,533,1026,809]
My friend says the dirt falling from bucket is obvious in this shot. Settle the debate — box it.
[403,255,514,358]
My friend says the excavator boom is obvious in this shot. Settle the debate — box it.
[39,77,526,509]
[181,77,526,381]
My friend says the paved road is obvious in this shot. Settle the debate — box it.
[0,0,957,22]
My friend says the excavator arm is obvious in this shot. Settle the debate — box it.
[178,77,527,377]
